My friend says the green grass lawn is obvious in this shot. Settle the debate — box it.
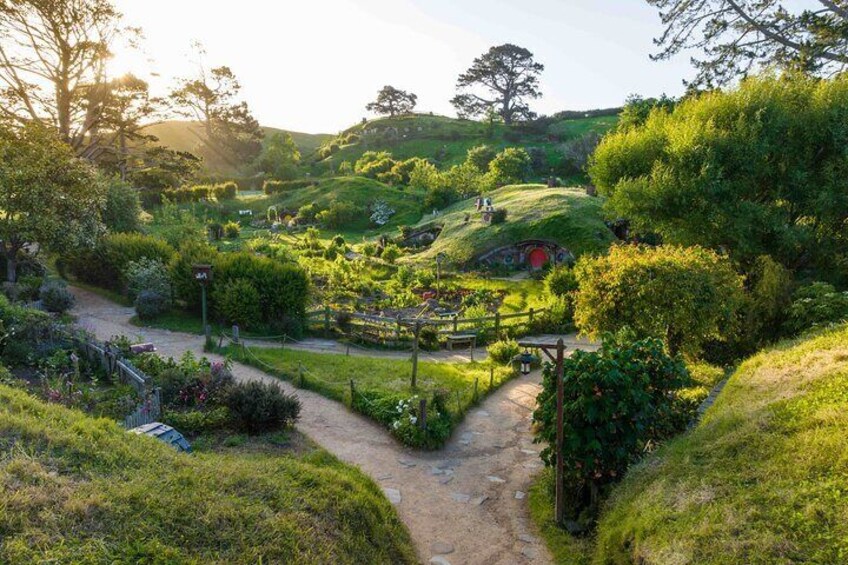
[408,184,614,266]
[0,384,416,564]
[532,324,848,564]
[220,342,513,424]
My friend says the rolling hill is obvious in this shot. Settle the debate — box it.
[142,120,333,161]
[313,113,619,171]
[408,184,615,266]
[0,383,416,563]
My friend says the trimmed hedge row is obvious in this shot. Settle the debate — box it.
[64,233,177,291]
[140,182,238,208]
[263,179,318,194]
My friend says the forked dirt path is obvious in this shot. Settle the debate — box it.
[71,286,590,564]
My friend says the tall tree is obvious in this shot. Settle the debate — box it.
[648,0,848,88]
[0,0,136,159]
[365,85,417,116]
[170,47,263,171]
[0,123,105,281]
[256,132,301,180]
[451,44,544,125]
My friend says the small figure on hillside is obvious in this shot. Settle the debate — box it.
[484,197,493,211]
[475,196,483,211]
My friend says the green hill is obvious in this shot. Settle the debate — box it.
[143,120,333,161]
[0,384,416,564]
[314,113,619,170]
[536,324,848,564]
[409,184,614,266]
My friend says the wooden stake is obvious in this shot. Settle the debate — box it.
[419,398,427,429]
[555,338,566,526]
[411,321,421,389]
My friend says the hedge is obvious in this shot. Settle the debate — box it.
[65,233,177,291]
[263,179,318,194]
[140,182,239,207]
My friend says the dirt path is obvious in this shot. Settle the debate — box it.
[71,287,575,564]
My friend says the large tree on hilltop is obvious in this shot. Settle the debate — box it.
[366,85,418,117]
[170,45,263,171]
[648,0,848,88]
[451,44,544,125]
[0,123,105,282]
[0,0,145,160]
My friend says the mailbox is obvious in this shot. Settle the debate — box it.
[192,264,213,285]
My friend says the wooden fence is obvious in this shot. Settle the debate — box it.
[74,337,161,428]
[306,306,546,345]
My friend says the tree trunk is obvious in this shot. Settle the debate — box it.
[6,254,16,283]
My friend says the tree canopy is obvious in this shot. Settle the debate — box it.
[451,44,544,124]
[365,86,417,117]
[589,74,848,282]
[648,0,848,88]
[0,123,105,281]
[170,47,263,172]
[256,132,301,181]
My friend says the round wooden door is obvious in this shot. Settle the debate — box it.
[528,248,547,269]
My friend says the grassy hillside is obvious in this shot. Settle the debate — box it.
[535,324,848,564]
[317,113,618,169]
[143,120,333,160]
[409,184,614,266]
[0,384,416,564]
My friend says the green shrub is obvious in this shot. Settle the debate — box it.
[297,203,318,222]
[532,335,690,520]
[487,339,520,365]
[223,221,241,239]
[169,241,219,312]
[135,290,169,320]
[225,381,301,434]
[490,208,508,224]
[164,406,232,435]
[103,178,141,233]
[40,281,75,313]
[17,275,43,302]
[574,244,744,357]
[381,243,401,264]
[785,282,848,335]
[212,278,261,329]
[66,233,176,291]
[124,257,172,302]
[488,147,531,185]
[351,389,453,449]
[354,151,397,179]
[315,201,363,229]
[545,265,578,298]
[214,181,238,200]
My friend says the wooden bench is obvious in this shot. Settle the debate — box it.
[446,333,476,351]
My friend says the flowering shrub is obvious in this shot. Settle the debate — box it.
[352,389,453,449]
[369,200,396,226]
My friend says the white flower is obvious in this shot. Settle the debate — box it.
[409,416,417,425]
[392,421,400,429]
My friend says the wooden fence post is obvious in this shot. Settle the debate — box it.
[529,307,535,325]
[419,398,427,429]
[411,321,421,389]
[299,363,305,387]
[494,312,501,339]
[349,379,356,404]
[324,306,331,336]
[555,338,566,526]
[489,365,494,389]
[232,324,239,344]
[453,314,458,333]
[395,315,402,344]
[473,378,479,403]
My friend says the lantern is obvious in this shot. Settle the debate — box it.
[519,349,535,375]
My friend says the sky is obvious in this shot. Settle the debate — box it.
[110,0,697,134]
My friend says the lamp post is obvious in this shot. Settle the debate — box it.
[192,264,213,337]
[519,337,567,526]
[435,252,446,298]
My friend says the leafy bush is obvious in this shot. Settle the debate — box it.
[545,265,578,298]
[532,335,690,519]
[574,244,744,357]
[354,151,397,179]
[40,281,75,313]
[487,339,520,365]
[785,282,848,335]
[316,201,363,229]
[381,243,401,264]
[223,221,241,239]
[352,389,453,449]
[225,380,301,434]
[17,275,43,302]
[103,178,141,233]
[488,147,531,186]
[135,290,170,320]
[124,257,172,302]
[212,278,261,329]
[169,241,219,313]
[163,406,232,435]
[66,233,176,291]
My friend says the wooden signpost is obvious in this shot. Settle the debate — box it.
[519,337,567,526]
[192,264,213,337]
